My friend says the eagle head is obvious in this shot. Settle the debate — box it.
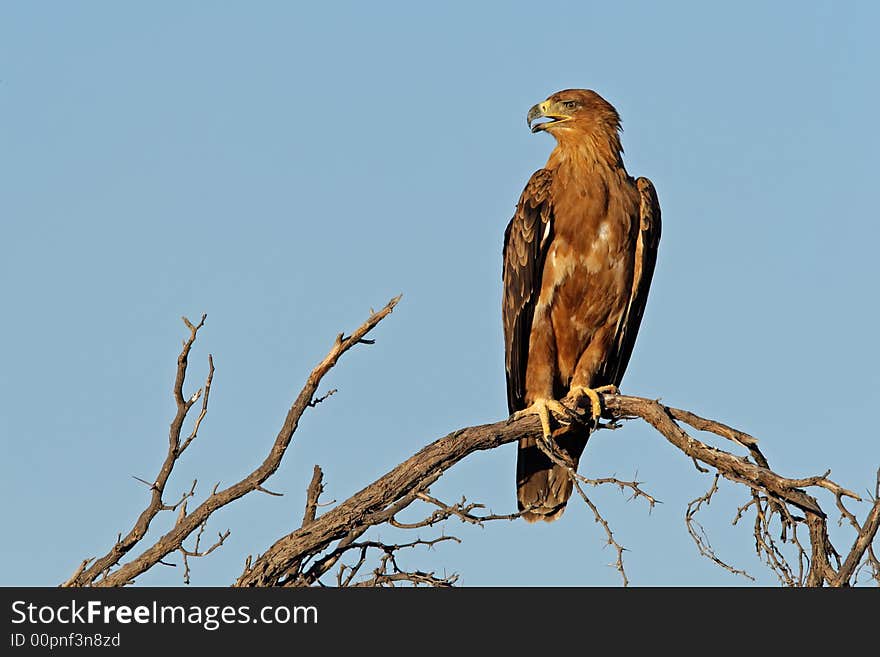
[527,89,622,137]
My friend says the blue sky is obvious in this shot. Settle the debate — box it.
[2,1,878,586]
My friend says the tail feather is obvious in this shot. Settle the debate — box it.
[516,428,590,522]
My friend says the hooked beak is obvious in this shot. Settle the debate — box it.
[527,100,570,133]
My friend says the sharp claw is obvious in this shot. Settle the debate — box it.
[549,400,584,428]
[569,385,617,422]
[512,397,582,439]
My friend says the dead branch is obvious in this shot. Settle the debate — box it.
[325,536,460,588]
[571,479,631,586]
[63,296,401,587]
[389,493,522,529]
[65,314,210,586]
[685,474,754,580]
[233,391,877,587]
[301,465,325,528]
[63,296,879,587]
[832,469,880,586]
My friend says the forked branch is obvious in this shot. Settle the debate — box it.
[63,297,400,587]
[63,296,879,587]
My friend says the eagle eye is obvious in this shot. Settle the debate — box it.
[562,100,578,110]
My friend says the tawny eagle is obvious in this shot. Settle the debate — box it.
[502,89,661,522]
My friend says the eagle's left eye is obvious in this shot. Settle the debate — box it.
[563,101,577,110]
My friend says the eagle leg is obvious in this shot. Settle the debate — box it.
[568,385,619,422]
[512,398,581,440]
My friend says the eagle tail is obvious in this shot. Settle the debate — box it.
[516,428,590,523]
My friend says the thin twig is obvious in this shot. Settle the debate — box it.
[685,474,754,580]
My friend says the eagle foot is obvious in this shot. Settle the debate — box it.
[512,397,581,440]
[567,385,619,422]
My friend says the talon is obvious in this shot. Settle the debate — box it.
[569,385,618,421]
[512,397,579,439]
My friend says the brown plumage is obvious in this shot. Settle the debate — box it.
[502,89,661,522]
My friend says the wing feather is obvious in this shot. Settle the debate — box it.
[502,169,554,414]
[600,176,661,386]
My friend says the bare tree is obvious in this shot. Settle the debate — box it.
[61,297,880,588]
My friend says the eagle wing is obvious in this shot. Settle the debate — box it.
[502,169,554,415]
[599,176,662,386]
